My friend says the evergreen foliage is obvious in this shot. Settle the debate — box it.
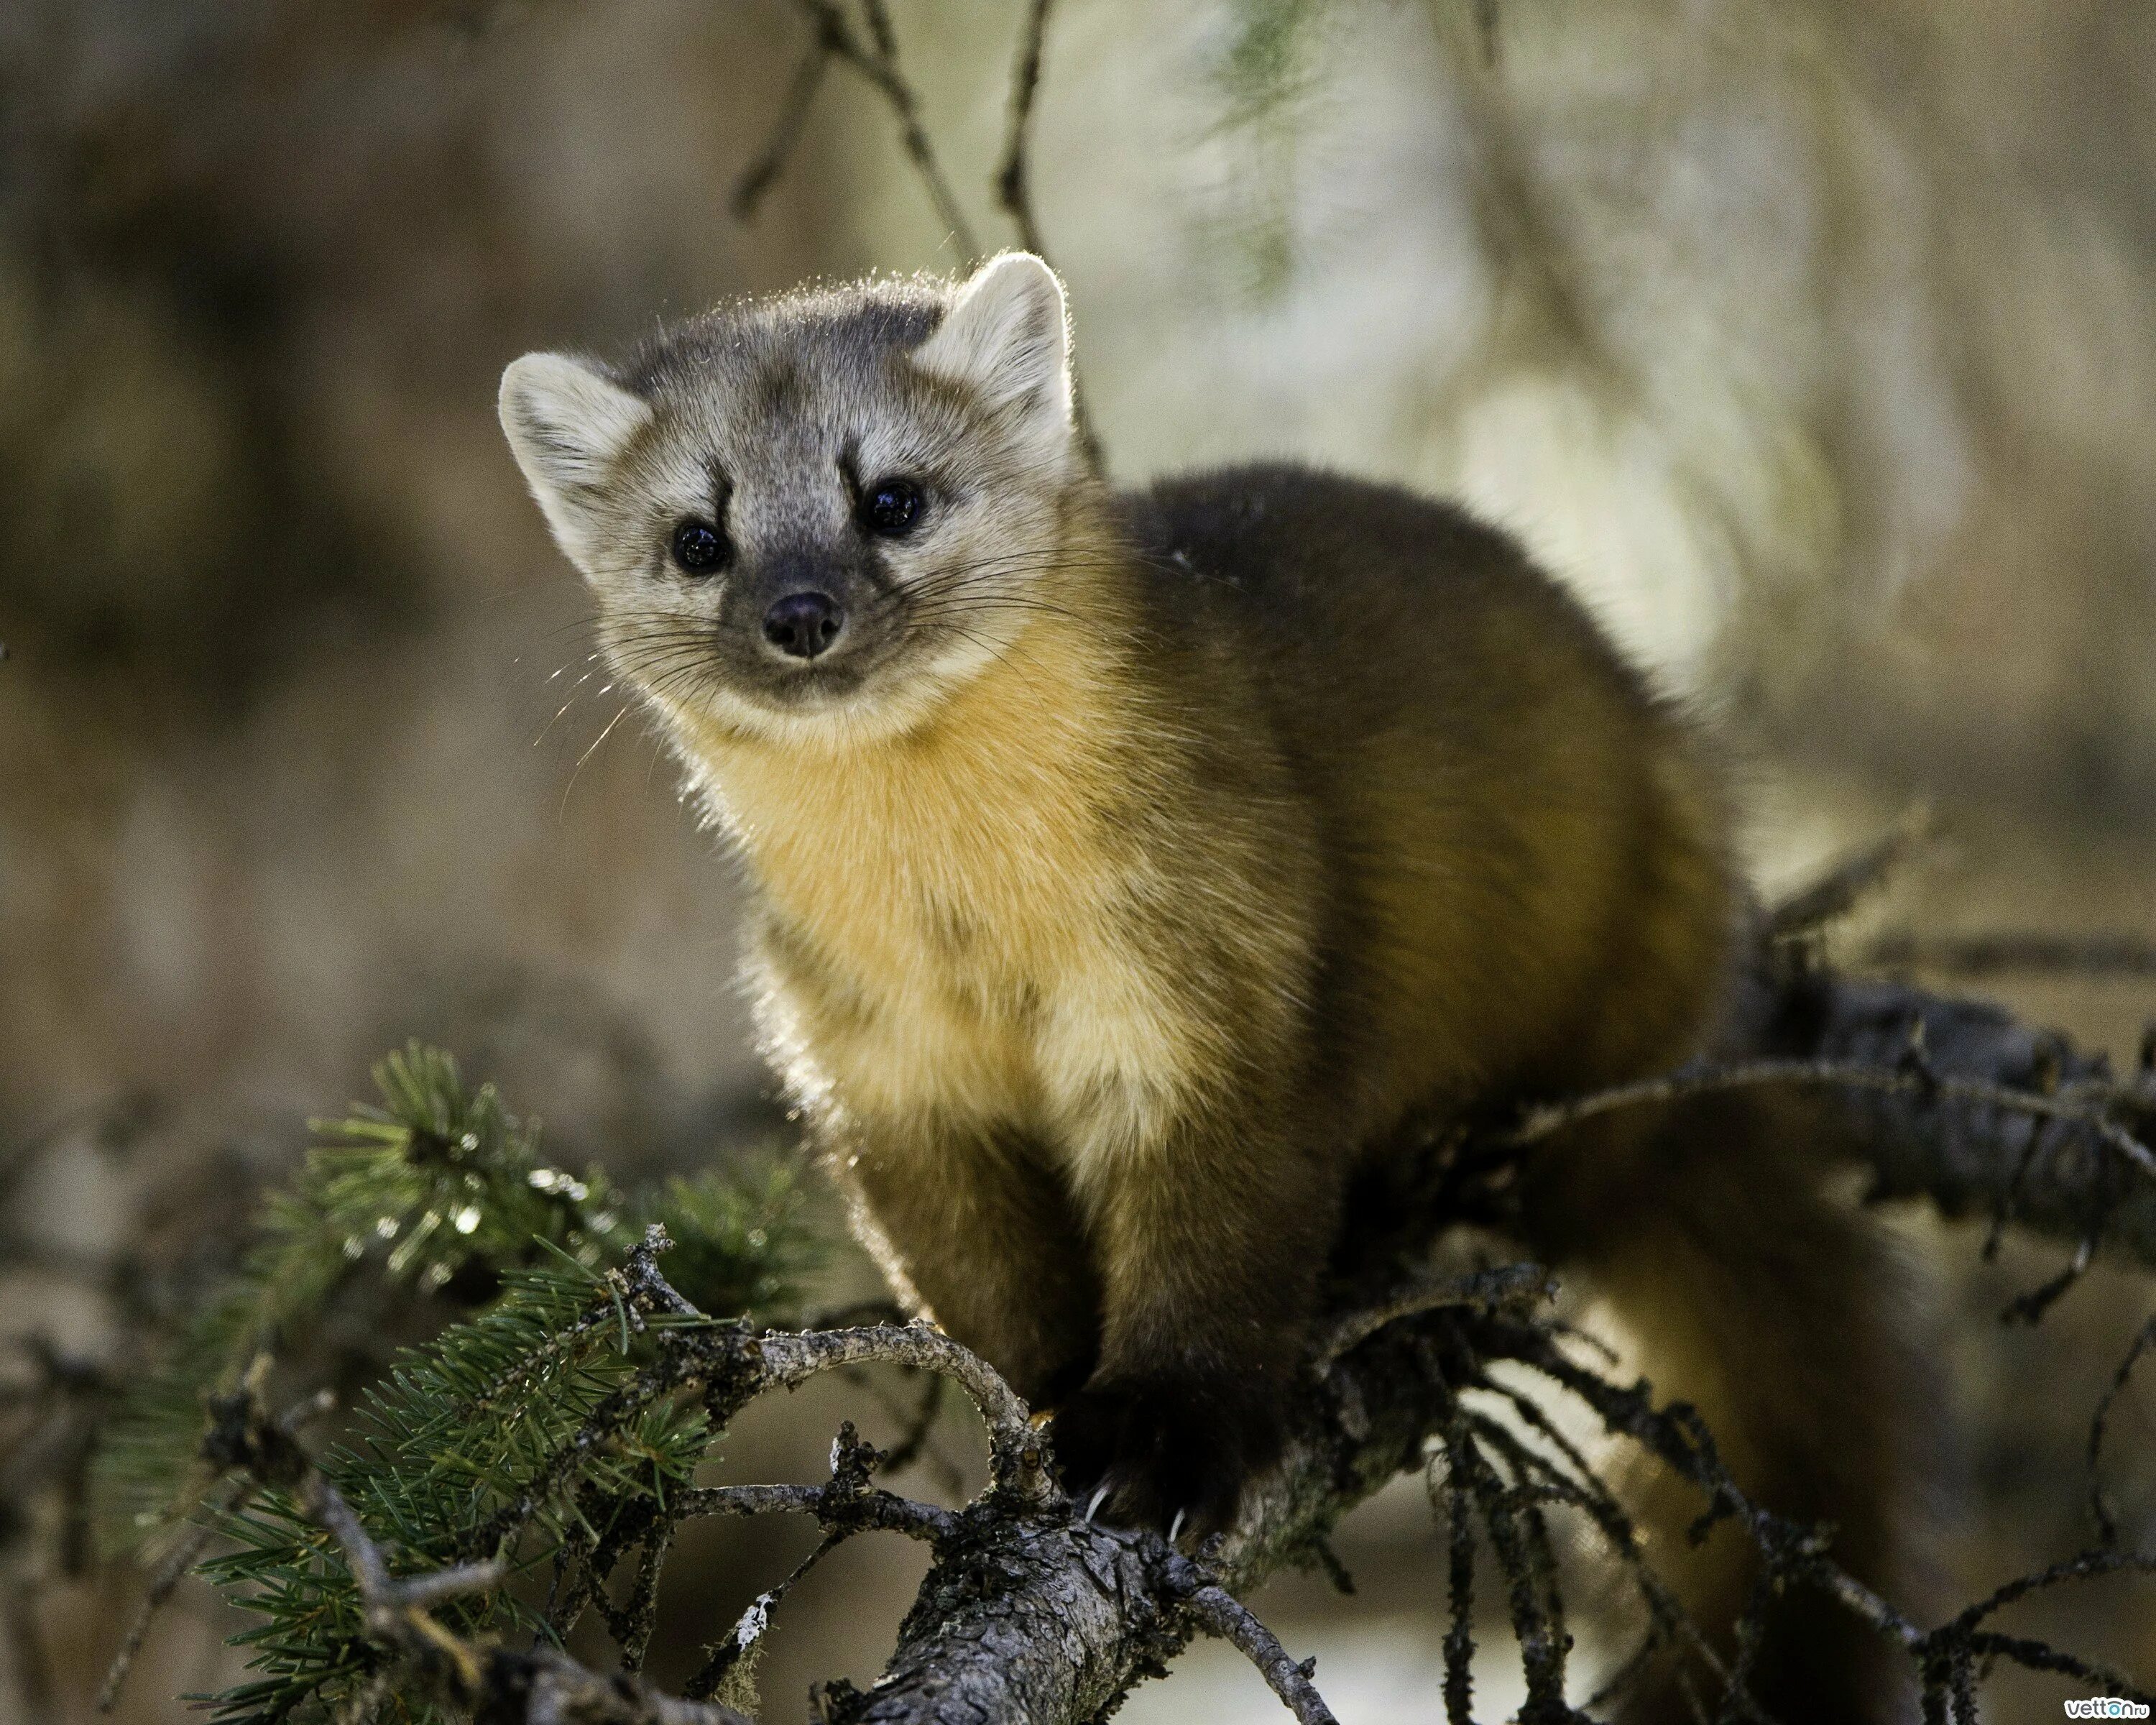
[91,1044,819,1725]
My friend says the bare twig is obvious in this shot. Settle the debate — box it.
[1471,0,1502,68]
[685,1529,842,1705]
[729,37,831,220]
[2088,1310,2156,1546]
[994,0,1056,261]
[1320,1260,1552,1360]
[1766,807,1932,940]
[674,1480,955,1542]
[1509,1049,2156,1185]
[1182,1582,1340,1725]
[992,0,1105,474]
[1868,932,2156,980]
[3,1571,55,1725]
[747,1320,1054,1502]
[788,0,980,257]
[1438,1438,1476,1725]
[95,1474,252,1712]
[875,1367,951,1475]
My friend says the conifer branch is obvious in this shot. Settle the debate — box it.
[216,1386,754,1725]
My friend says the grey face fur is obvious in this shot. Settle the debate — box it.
[499,253,1080,747]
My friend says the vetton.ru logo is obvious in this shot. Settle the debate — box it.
[2064,1702,2151,1719]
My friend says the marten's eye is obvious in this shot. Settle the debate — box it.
[671,518,728,574]
[860,479,923,538]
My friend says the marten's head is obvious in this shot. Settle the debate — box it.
[499,254,1084,746]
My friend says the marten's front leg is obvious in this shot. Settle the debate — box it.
[1051,1092,1342,1536]
[838,1121,1103,1409]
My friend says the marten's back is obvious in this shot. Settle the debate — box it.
[1115,463,1738,1116]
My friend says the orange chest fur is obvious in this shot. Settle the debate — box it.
[719,724,1118,991]
[673,657,1207,1141]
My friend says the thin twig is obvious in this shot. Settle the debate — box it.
[673,1479,954,1541]
[992,0,1105,474]
[96,1474,254,1711]
[2089,1310,2156,1545]
[729,38,831,220]
[1183,1583,1340,1725]
[1443,1414,1570,1714]
[1437,1441,1476,1725]
[1767,806,1932,939]
[3,1571,55,1725]
[1322,1261,1552,1360]
[685,1530,843,1703]
[1509,1051,2156,1185]
[748,1322,1054,1501]
[791,0,980,257]
[854,1364,969,1496]
[1868,932,2156,981]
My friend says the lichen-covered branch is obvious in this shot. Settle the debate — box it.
[1783,965,2156,1275]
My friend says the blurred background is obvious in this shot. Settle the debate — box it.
[3,0,2155,1718]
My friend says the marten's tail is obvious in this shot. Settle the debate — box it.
[1520,1087,1943,1723]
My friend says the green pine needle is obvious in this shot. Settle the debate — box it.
[90,1042,821,1725]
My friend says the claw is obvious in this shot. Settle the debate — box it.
[1086,1484,1110,1524]
[1168,1507,1188,1545]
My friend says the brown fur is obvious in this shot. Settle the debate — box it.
[499,255,1927,1719]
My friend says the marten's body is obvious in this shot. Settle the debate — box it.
[709,464,1733,1417]
[500,254,1921,1719]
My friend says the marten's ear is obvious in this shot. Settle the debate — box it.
[498,352,653,568]
[913,253,1074,468]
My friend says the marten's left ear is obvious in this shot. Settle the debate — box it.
[913,253,1074,466]
[499,351,653,573]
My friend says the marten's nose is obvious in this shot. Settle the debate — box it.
[762,592,844,660]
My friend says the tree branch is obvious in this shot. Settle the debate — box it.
[1786,965,2156,1272]
[81,925,2156,1724]
[1181,1581,1340,1725]
[189,1374,755,1725]
[729,38,831,221]
[1866,931,2156,981]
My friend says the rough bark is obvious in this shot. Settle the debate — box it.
[1789,968,2156,1269]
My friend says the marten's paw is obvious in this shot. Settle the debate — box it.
[1051,1371,1286,1540]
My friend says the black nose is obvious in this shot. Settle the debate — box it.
[762,591,844,660]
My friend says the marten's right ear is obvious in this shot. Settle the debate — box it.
[498,352,653,569]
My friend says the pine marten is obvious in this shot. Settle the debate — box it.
[500,254,1924,1719]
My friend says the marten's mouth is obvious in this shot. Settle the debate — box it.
[650,615,895,714]
[644,614,1001,742]
[757,660,868,707]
